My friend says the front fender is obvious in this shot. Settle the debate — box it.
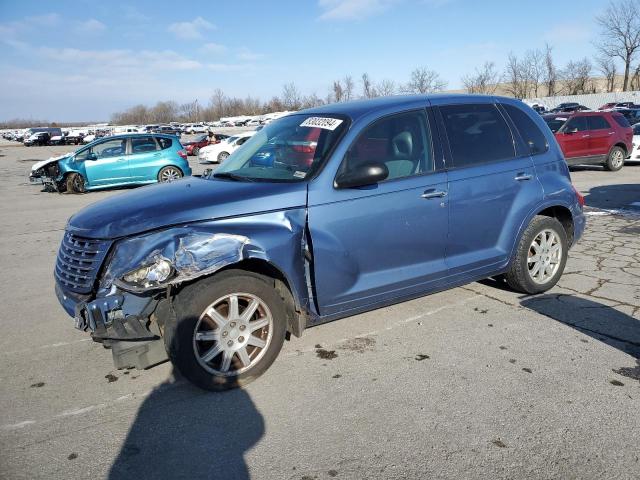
[100,208,310,311]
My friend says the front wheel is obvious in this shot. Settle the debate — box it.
[164,271,287,391]
[217,151,229,162]
[505,216,568,294]
[604,146,625,171]
[158,166,183,183]
[65,173,85,194]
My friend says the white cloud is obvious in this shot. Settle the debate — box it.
[202,42,227,54]
[25,13,60,27]
[76,19,107,34]
[236,47,264,61]
[318,0,399,21]
[168,17,215,40]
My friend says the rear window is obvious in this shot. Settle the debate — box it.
[156,137,172,149]
[440,104,515,167]
[587,116,611,130]
[130,136,158,153]
[612,114,631,128]
[502,104,548,155]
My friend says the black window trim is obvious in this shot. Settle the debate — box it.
[434,102,520,171]
[498,102,550,157]
[335,107,442,188]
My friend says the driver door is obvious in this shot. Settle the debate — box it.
[82,138,130,186]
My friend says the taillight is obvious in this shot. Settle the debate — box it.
[291,145,314,154]
[178,149,187,160]
[573,185,585,207]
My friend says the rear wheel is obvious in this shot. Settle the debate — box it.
[217,151,229,162]
[505,216,568,294]
[158,166,183,183]
[164,271,287,391]
[65,173,85,194]
[604,146,625,171]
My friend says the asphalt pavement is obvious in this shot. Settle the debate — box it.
[0,140,638,480]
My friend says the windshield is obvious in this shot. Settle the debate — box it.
[544,117,568,133]
[213,114,348,182]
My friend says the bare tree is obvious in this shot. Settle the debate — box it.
[282,83,302,110]
[332,79,344,102]
[503,53,530,99]
[543,43,559,97]
[630,63,640,89]
[461,61,499,94]
[596,56,618,92]
[301,92,325,109]
[595,0,640,91]
[376,79,396,97]
[561,58,593,95]
[405,67,447,93]
[361,72,376,98]
[343,75,355,101]
[524,49,545,97]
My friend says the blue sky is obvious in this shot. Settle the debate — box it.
[0,0,609,122]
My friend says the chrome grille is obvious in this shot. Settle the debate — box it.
[55,233,111,294]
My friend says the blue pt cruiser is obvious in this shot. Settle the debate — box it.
[54,95,585,391]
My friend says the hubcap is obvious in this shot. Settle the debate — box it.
[192,293,273,376]
[611,150,623,168]
[161,168,180,182]
[527,229,562,284]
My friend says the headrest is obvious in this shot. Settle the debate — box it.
[392,131,413,158]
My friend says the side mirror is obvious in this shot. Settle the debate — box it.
[335,162,389,189]
[86,152,98,161]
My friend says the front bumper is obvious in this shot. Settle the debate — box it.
[55,280,161,342]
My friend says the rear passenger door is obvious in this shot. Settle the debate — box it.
[586,115,613,156]
[128,136,162,181]
[434,101,544,278]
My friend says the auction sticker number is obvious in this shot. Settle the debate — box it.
[300,117,343,131]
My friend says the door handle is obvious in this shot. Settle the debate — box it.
[581,134,590,138]
[608,132,615,135]
[515,173,533,181]
[421,189,447,199]
[116,157,127,162]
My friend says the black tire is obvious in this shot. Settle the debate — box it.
[164,270,287,391]
[157,166,183,183]
[604,146,625,171]
[192,146,200,156]
[65,173,85,194]
[505,216,568,294]
[217,151,229,163]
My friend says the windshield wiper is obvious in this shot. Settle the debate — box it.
[212,172,253,182]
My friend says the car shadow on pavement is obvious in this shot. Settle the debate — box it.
[583,183,640,210]
[108,369,263,480]
[521,294,640,380]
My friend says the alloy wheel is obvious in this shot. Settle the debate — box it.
[160,167,181,182]
[192,293,273,376]
[527,229,562,284]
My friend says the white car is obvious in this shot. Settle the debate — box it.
[629,123,640,160]
[198,131,255,164]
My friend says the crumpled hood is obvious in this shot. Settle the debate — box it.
[31,153,73,172]
[67,177,308,239]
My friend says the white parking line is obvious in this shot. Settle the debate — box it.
[2,338,91,356]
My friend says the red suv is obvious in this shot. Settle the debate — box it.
[543,111,633,171]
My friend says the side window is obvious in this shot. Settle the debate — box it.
[92,139,127,158]
[563,116,588,132]
[502,104,548,155]
[341,110,433,181]
[74,147,91,161]
[440,104,515,168]
[587,116,611,130]
[130,136,158,154]
[612,114,631,128]
[156,137,172,150]
[236,137,249,146]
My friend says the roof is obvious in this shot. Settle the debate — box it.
[299,93,505,122]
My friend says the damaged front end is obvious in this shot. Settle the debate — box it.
[30,154,73,192]
[55,211,310,370]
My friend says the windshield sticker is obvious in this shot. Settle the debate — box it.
[300,117,343,130]
[293,171,306,178]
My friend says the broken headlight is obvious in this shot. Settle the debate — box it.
[120,258,173,289]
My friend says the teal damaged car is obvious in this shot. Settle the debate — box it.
[29,133,191,193]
